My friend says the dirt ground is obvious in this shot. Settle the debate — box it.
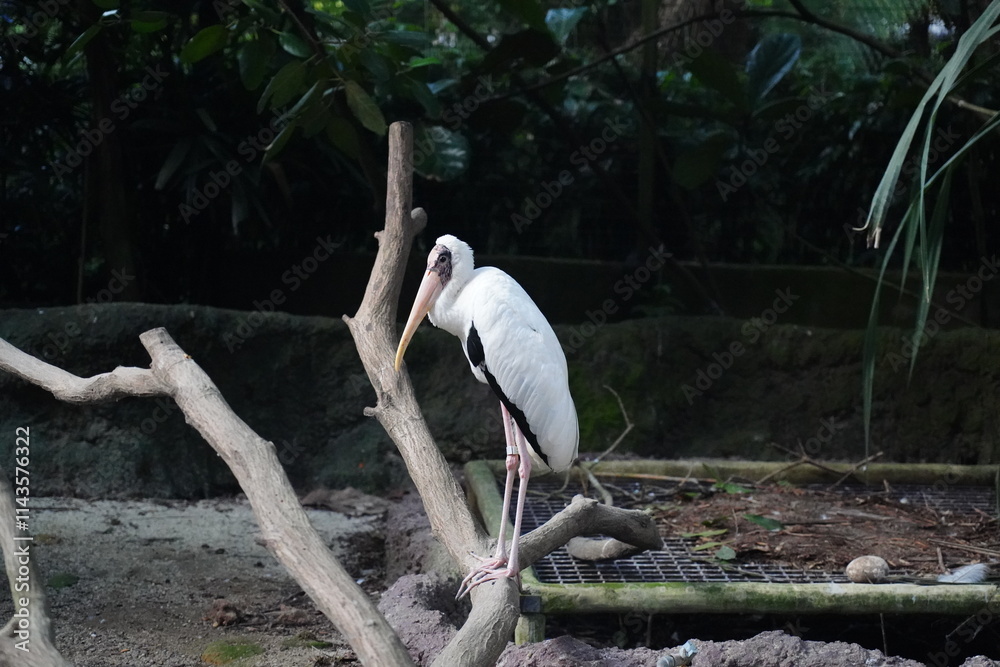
[649,480,999,577]
[4,482,1000,667]
[0,494,387,666]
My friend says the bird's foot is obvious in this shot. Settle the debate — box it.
[455,558,520,599]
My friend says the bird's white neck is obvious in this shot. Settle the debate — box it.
[428,274,474,338]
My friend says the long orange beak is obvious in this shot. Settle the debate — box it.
[394,270,444,371]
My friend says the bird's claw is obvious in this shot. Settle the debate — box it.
[455,557,520,599]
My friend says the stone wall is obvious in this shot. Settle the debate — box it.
[1,303,997,498]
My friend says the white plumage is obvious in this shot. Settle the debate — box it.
[394,234,579,595]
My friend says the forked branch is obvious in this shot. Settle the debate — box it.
[0,333,414,667]
[0,121,663,667]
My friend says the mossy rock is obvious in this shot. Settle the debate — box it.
[200,639,265,664]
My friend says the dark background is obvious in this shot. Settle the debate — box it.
[2,0,998,320]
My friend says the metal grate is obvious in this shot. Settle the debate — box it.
[506,477,995,586]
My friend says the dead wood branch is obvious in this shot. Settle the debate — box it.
[567,536,645,561]
[521,496,662,566]
[343,121,663,667]
[0,120,663,667]
[0,332,413,667]
[0,463,71,666]
[0,337,168,402]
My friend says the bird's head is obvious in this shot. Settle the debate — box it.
[394,235,474,371]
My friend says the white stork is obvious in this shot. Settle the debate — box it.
[393,235,579,595]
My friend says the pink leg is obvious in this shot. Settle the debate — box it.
[506,424,532,579]
[456,403,524,598]
[492,404,518,562]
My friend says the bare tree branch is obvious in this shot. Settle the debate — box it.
[0,333,414,667]
[344,122,487,569]
[138,329,414,667]
[0,121,665,667]
[0,464,72,666]
[519,495,662,567]
[0,338,169,403]
[344,120,666,666]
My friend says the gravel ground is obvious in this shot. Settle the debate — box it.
[0,496,382,666]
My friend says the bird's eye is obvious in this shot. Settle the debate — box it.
[438,256,447,264]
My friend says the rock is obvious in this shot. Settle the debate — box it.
[377,572,468,664]
[846,555,890,583]
[691,630,926,666]
[497,635,662,666]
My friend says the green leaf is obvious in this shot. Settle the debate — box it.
[289,80,325,117]
[412,123,469,181]
[261,121,296,165]
[688,48,746,112]
[64,24,102,61]
[325,117,361,159]
[130,10,170,33]
[714,481,752,494]
[406,56,442,70]
[180,25,228,64]
[402,77,441,118]
[196,108,218,132]
[381,30,431,50]
[342,0,371,17]
[155,138,193,191]
[743,514,784,531]
[345,80,387,135]
[257,60,306,113]
[499,0,546,30]
[279,31,311,58]
[906,167,953,379]
[545,7,587,44]
[673,131,730,189]
[360,50,391,81]
[859,1,1000,451]
[300,101,331,138]
[680,529,728,539]
[238,34,276,91]
[691,541,724,552]
[241,0,281,22]
[746,33,801,107]
[715,545,737,560]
